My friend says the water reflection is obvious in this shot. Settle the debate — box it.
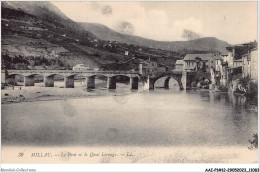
[1,87,258,147]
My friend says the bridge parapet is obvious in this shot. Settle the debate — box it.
[2,70,139,78]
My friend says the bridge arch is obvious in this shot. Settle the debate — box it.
[85,74,139,90]
[43,74,65,88]
[110,75,139,90]
[2,70,140,90]
[152,74,184,90]
[6,73,45,87]
[5,73,24,86]
[27,74,45,87]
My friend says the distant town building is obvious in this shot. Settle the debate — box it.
[173,60,184,71]
[241,44,258,81]
[212,55,223,85]
[213,55,222,72]
[242,53,250,78]
[224,41,257,83]
[93,67,100,71]
[72,64,91,71]
[139,59,158,75]
[157,64,168,73]
[125,51,129,56]
[250,48,258,81]
[233,59,242,68]
[225,46,235,67]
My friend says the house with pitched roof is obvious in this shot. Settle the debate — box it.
[183,54,214,73]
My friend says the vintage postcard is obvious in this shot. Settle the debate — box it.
[1,0,258,168]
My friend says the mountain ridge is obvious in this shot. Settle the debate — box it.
[79,22,230,53]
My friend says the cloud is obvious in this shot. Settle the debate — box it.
[173,17,203,38]
[51,1,257,44]
[115,21,135,35]
[101,5,113,16]
[181,29,201,40]
[51,2,203,41]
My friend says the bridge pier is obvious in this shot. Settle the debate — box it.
[181,71,187,90]
[64,76,74,88]
[44,75,54,87]
[164,77,171,89]
[86,76,95,89]
[130,77,139,90]
[1,71,6,84]
[24,76,34,86]
[5,75,16,85]
[107,76,116,89]
[143,77,154,90]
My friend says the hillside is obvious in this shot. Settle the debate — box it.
[1,1,186,71]
[1,2,132,70]
[1,1,225,72]
[79,22,230,53]
[2,2,96,39]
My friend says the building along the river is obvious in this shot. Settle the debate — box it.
[173,60,184,72]
[209,41,258,90]
[250,47,258,81]
[183,54,214,73]
[212,54,223,85]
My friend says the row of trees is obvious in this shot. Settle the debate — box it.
[1,54,69,70]
[2,54,29,69]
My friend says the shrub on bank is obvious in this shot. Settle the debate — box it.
[248,133,258,150]
[245,81,258,104]
[217,84,228,92]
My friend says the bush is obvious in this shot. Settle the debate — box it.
[217,84,228,92]
[238,76,251,85]
[245,81,258,104]
[248,133,258,150]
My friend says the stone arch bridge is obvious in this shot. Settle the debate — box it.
[1,70,190,90]
[143,71,188,90]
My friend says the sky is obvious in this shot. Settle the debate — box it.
[51,1,257,44]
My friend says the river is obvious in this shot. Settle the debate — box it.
[1,81,258,148]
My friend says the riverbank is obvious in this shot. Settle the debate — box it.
[1,86,97,104]
[1,80,138,104]
[210,89,258,113]
[1,80,112,104]
[246,101,258,112]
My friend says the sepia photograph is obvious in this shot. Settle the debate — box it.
[0,0,258,170]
